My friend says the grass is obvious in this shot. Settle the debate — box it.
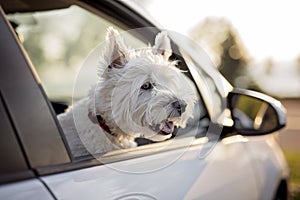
[284,151,300,199]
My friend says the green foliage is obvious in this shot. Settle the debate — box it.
[16,6,112,70]
[219,30,248,87]
[284,151,300,199]
[23,29,46,68]
[191,17,249,88]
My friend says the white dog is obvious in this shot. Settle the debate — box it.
[58,27,196,157]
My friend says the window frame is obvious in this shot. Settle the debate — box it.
[0,4,71,176]
[0,90,35,185]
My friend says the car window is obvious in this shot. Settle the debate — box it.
[8,5,211,161]
[8,5,145,103]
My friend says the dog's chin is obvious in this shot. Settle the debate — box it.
[145,120,175,142]
[145,131,173,142]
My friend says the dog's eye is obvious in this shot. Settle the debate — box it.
[141,82,153,90]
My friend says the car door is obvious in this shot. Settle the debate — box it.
[1,1,259,199]
[0,7,58,200]
[41,138,260,200]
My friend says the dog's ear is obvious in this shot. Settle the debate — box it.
[153,31,172,61]
[104,27,128,68]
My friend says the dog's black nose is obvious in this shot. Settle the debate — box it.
[172,99,187,116]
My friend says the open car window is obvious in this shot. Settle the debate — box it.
[8,5,145,104]
[8,5,212,162]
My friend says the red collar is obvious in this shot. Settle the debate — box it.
[88,112,119,137]
[94,115,154,145]
[90,113,170,146]
[95,114,117,137]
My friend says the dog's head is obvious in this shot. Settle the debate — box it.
[89,27,196,142]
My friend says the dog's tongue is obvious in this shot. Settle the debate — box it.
[161,120,174,134]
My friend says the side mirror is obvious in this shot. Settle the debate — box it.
[228,89,286,135]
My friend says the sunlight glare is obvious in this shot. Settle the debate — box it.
[143,0,300,61]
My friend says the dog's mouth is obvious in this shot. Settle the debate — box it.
[150,120,175,135]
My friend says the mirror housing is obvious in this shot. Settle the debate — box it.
[227,89,286,135]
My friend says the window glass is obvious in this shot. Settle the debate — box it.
[9,5,210,160]
[9,5,144,103]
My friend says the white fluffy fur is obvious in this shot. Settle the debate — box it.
[58,27,196,157]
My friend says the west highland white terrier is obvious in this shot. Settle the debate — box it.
[58,27,196,157]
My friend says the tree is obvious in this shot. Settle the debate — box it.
[191,17,249,88]
[218,29,248,87]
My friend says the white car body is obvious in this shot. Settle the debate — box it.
[41,135,288,200]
